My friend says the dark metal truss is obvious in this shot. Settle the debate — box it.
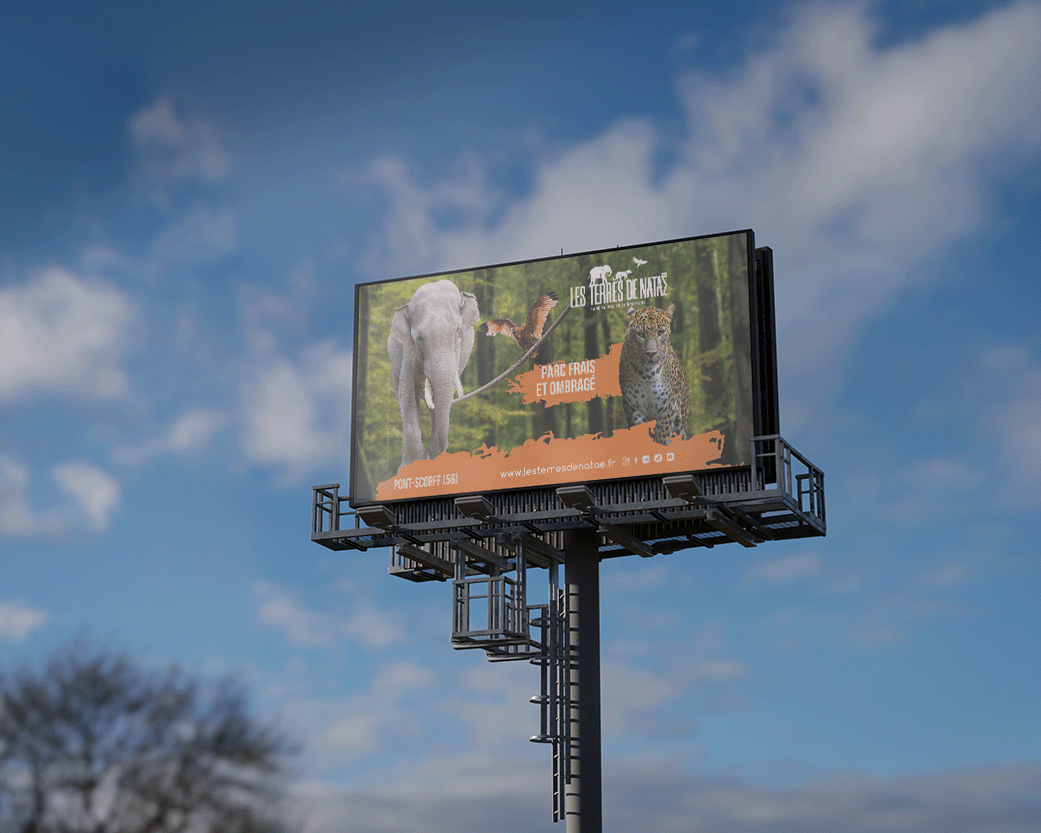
[310,434,824,822]
[312,435,825,578]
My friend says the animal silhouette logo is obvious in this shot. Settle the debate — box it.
[588,265,613,286]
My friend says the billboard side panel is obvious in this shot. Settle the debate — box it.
[753,246,780,437]
[349,230,760,506]
[350,282,372,505]
[726,231,754,467]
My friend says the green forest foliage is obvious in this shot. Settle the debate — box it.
[352,233,752,500]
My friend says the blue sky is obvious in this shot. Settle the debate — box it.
[2,1,1040,829]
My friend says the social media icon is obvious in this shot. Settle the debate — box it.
[666,452,675,461]
[654,453,663,463]
[642,455,650,464]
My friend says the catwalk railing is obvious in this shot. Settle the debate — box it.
[312,435,824,571]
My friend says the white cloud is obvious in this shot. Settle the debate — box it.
[915,562,970,589]
[683,621,750,694]
[604,561,672,590]
[167,408,225,452]
[601,619,749,738]
[130,97,231,203]
[602,659,687,737]
[361,2,1041,427]
[888,458,987,522]
[357,153,506,277]
[255,581,337,648]
[979,345,1041,508]
[245,361,319,463]
[114,407,226,466]
[877,344,1041,515]
[78,243,142,279]
[294,752,546,833]
[52,462,121,531]
[242,340,353,482]
[296,761,1041,833]
[0,601,47,642]
[694,658,746,682]
[775,588,967,649]
[319,660,437,756]
[1,455,122,536]
[0,456,49,535]
[321,713,382,755]
[0,268,132,402]
[437,662,544,749]
[271,658,439,773]
[253,579,402,650]
[743,552,823,585]
[148,204,237,267]
[606,762,1041,833]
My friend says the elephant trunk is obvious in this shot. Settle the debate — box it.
[423,359,460,459]
[424,372,464,409]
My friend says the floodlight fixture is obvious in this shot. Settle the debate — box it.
[556,484,597,512]
[455,494,496,520]
[663,473,704,502]
[357,504,396,529]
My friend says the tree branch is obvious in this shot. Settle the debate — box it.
[452,302,575,403]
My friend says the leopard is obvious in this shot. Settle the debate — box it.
[618,303,690,445]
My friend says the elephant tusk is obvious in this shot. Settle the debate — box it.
[455,376,464,399]
[424,378,435,410]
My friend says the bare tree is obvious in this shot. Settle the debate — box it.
[0,643,298,833]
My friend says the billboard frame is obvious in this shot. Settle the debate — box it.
[349,229,778,510]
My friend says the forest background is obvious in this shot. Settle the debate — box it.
[352,231,753,501]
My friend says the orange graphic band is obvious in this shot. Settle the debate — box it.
[375,424,726,501]
[506,343,623,406]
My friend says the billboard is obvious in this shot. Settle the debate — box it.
[349,230,772,506]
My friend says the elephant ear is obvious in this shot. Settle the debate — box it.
[389,304,411,347]
[459,291,480,329]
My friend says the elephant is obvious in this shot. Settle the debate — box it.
[588,264,613,285]
[387,279,480,471]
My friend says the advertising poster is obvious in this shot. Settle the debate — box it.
[350,230,756,506]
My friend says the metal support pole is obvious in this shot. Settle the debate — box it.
[564,527,602,833]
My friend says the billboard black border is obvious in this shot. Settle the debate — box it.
[752,245,780,438]
[349,228,778,508]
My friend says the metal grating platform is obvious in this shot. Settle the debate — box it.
[312,436,825,578]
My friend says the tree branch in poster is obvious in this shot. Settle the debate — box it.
[452,303,576,404]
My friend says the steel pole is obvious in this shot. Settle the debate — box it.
[564,527,602,833]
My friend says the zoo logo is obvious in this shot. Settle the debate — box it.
[568,257,668,309]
